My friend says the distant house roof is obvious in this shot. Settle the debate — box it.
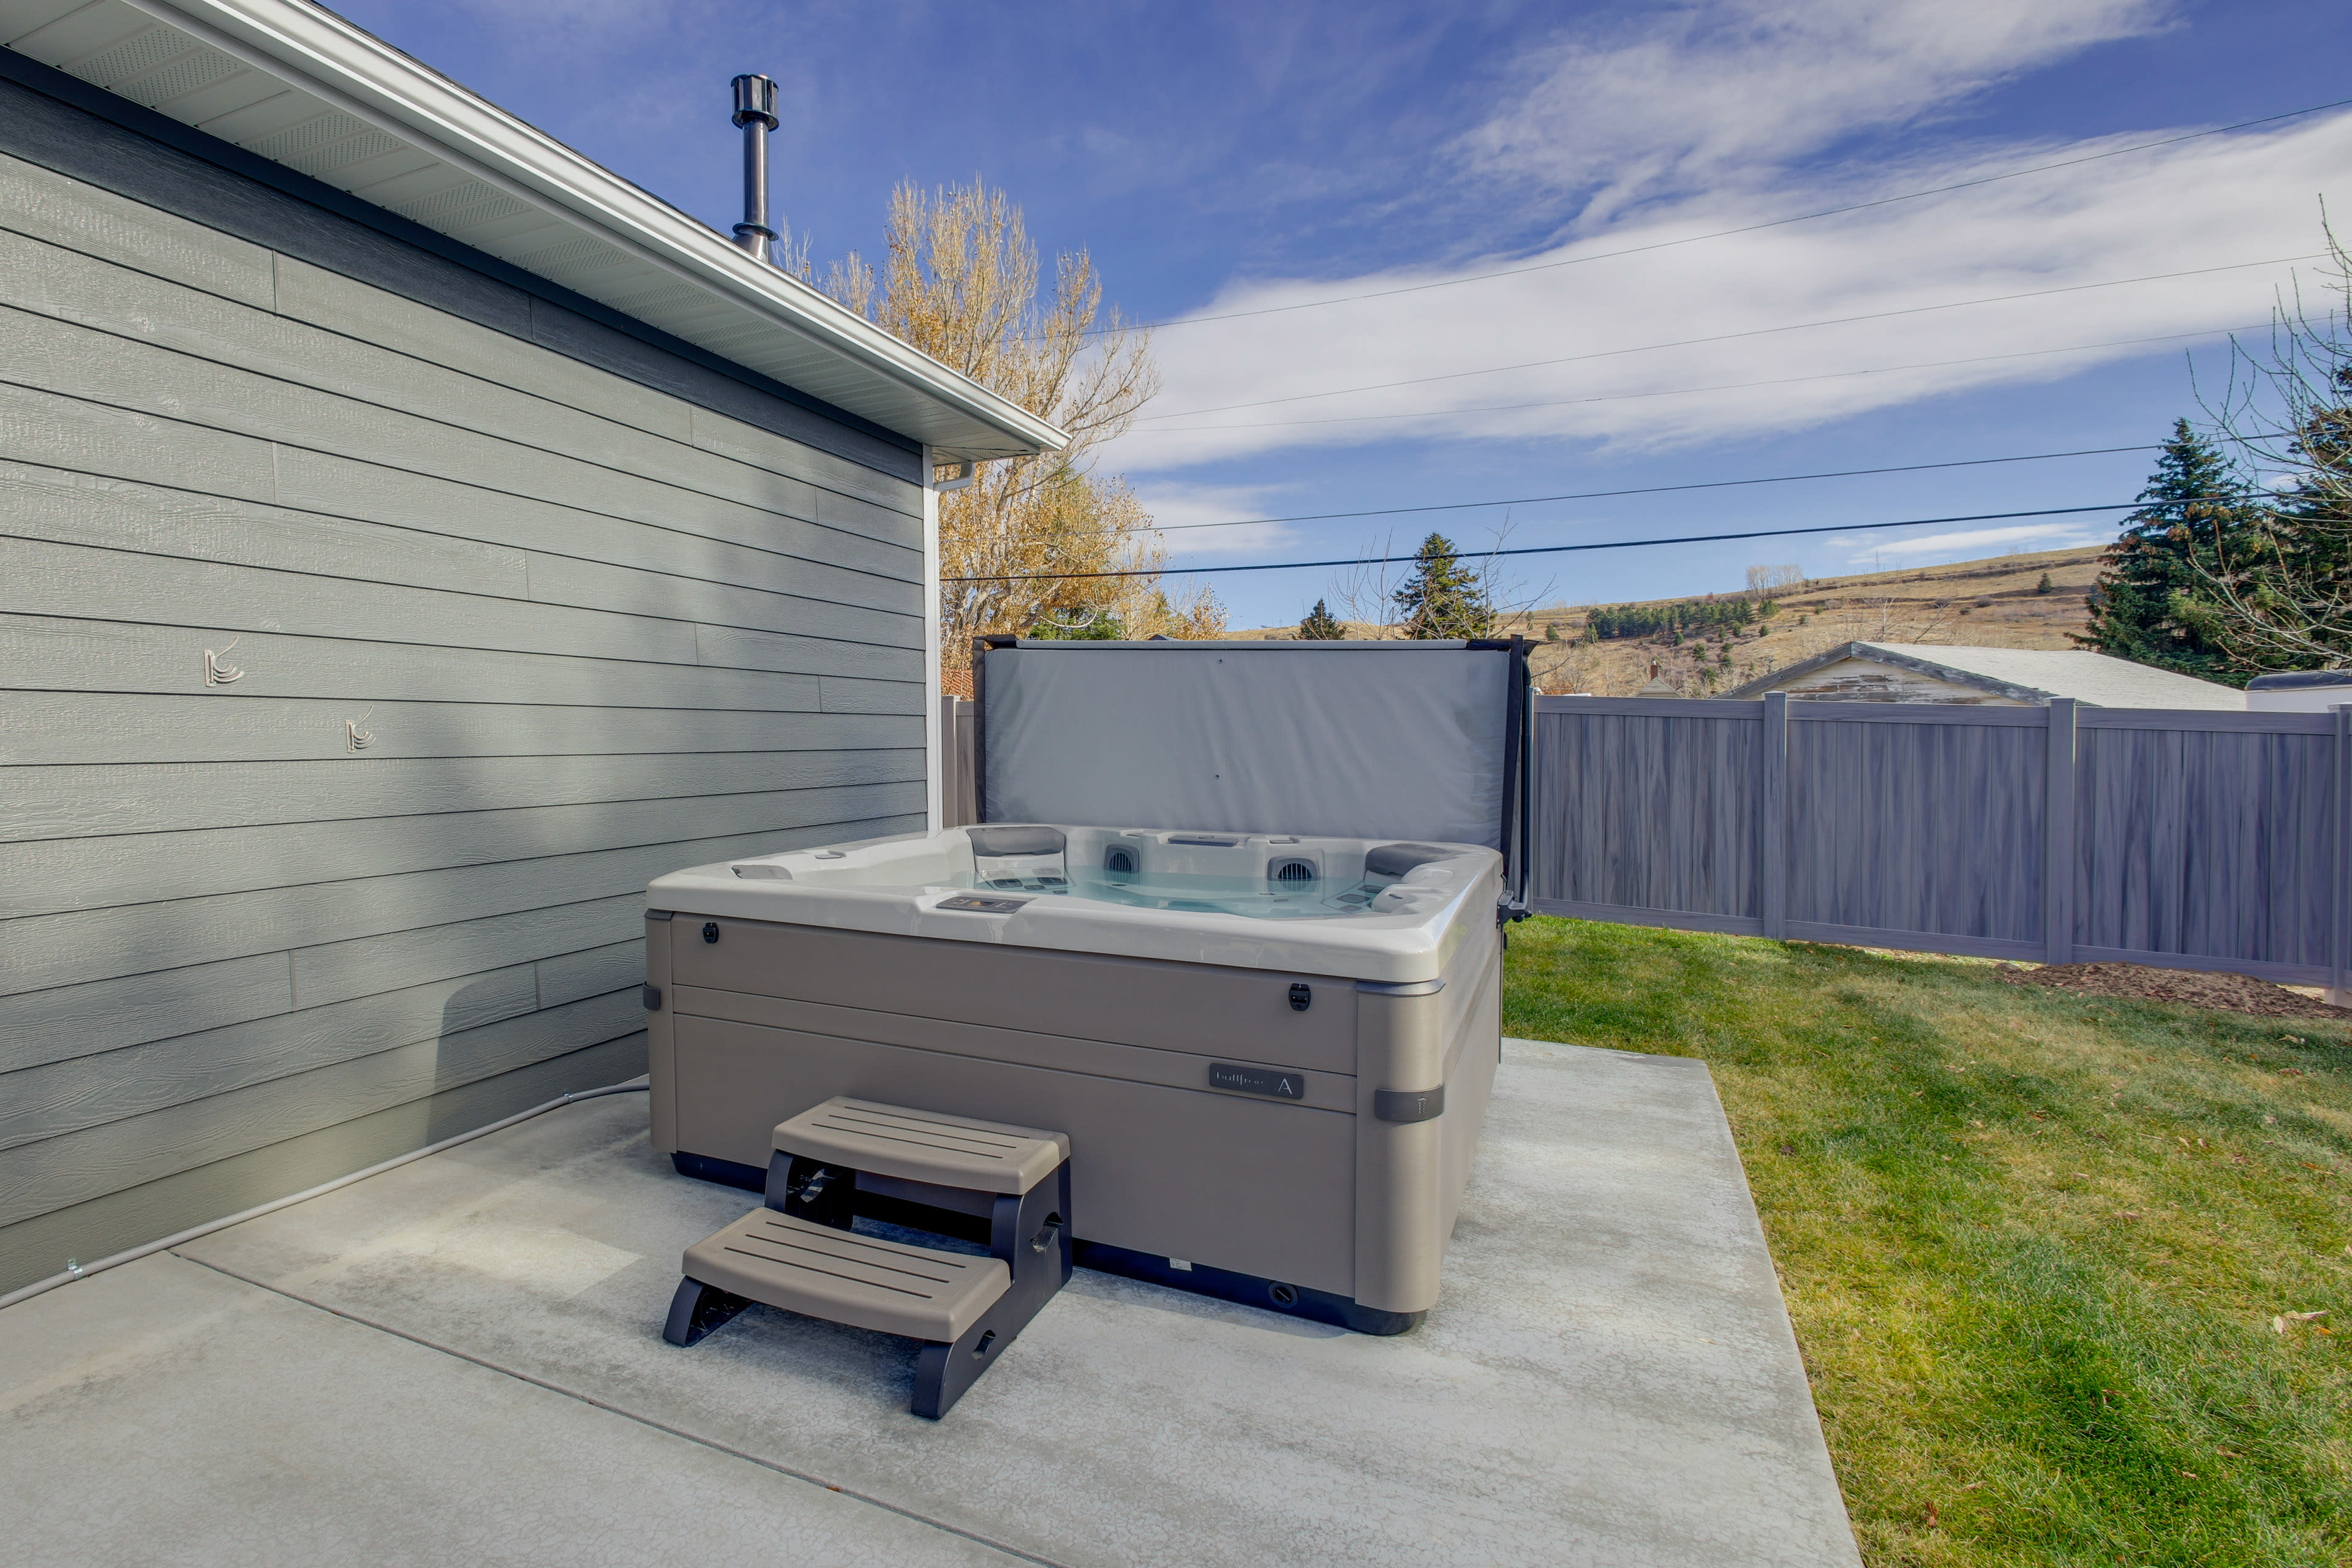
[1727,643,2246,709]
[0,0,1066,462]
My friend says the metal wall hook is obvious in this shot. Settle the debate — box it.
[203,637,245,686]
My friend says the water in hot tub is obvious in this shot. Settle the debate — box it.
[959,864,1388,919]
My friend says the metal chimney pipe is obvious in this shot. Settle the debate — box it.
[730,73,779,261]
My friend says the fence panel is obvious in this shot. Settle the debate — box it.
[2073,710,2337,980]
[1531,695,2351,990]
[1782,705,2047,957]
[1529,699,1762,932]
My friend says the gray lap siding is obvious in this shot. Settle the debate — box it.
[0,81,927,1292]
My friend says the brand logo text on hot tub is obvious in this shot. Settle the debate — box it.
[1209,1063,1305,1100]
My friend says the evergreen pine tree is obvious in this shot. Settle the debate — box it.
[1296,598,1346,639]
[2260,366,2352,666]
[1390,533,1493,639]
[2075,419,2257,683]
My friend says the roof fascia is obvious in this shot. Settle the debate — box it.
[1727,641,1863,698]
[1850,643,2054,704]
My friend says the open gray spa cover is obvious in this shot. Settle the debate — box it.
[978,640,1516,848]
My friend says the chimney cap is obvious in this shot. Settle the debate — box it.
[731,74,778,130]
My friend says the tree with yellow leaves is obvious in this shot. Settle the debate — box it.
[824,181,1223,693]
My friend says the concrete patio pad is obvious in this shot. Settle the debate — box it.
[0,1041,1860,1567]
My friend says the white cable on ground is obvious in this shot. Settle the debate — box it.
[0,1079,650,1313]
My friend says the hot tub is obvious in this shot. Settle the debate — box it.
[644,823,1503,1332]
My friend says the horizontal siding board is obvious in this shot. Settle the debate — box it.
[0,778,928,917]
[536,939,646,1009]
[293,892,645,1009]
[0,146,275,309]
[0,815,925,997]
[0,1032,644,1297]
[0,692,935,764]
[0,377,277,502]
[5,527,919,665]
[0,614,921,706]
[280,256,920,526]
[680,406,922,519]
[4,748,923,839]
[277,444,919,591]
[0,231,927,559]
[820,676,928,716]
[692,619,929,677]
[271,254,692,442]
[521,541,919,630]
[0,966,543,1152]
[0,457,532,599]
[0,952,293,1074]
[0,987,644,1227]
[0,535,709,665]
[0,305,921,570]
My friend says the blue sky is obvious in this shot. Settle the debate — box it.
[337,1,2351,628]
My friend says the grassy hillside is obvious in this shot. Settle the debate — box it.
[1247,545,2107,696]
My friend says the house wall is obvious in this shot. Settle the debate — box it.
[0,81,929,1293]
[1758,657,2028,705]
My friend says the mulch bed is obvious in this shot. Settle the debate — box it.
[1996,960,2352,1021]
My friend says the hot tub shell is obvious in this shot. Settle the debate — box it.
[646,825,1502,1330]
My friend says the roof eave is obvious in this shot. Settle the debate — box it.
[130,0,1068,460]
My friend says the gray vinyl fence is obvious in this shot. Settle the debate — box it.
[1531,694,2352,992]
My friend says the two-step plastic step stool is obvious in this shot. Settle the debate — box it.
[663,1097,1072,1419]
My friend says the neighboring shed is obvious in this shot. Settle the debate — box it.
[1727,643,2247,708]
[0,1,1059,1293]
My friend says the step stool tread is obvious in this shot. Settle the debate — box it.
[774,1096,1069,1194]
[683,1209,1009,1343]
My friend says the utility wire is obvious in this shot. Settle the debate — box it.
[1116,95,2352,334]
[943,503,2146,582]
[1136,258,2316,420]
[1128,443,2166,535]
[1144,321,2265,438]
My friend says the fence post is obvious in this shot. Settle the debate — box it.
[2043,698,2078,965]
[2332,704,2350,1007]
[1760,692,1788,939]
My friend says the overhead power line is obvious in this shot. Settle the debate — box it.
[1120,94,2352,334]
[1129,444,2165,535]
[1143,321,2265,438]
[1137,258,2316,420]
[943,503,2145,582]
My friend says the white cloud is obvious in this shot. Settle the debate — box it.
[1101,0,2346,486]
[1465,0,2173,216]
[1125,481,1304,557]
[1833,522,2110,562]
[1108,109,2348,475]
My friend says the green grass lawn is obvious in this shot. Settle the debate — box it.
[1501,916,2352,1568]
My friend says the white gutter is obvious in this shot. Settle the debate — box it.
[118,0,1068,458]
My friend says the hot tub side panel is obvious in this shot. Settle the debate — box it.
[658,919,1362,1296]
[1351,921,1501,1314]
